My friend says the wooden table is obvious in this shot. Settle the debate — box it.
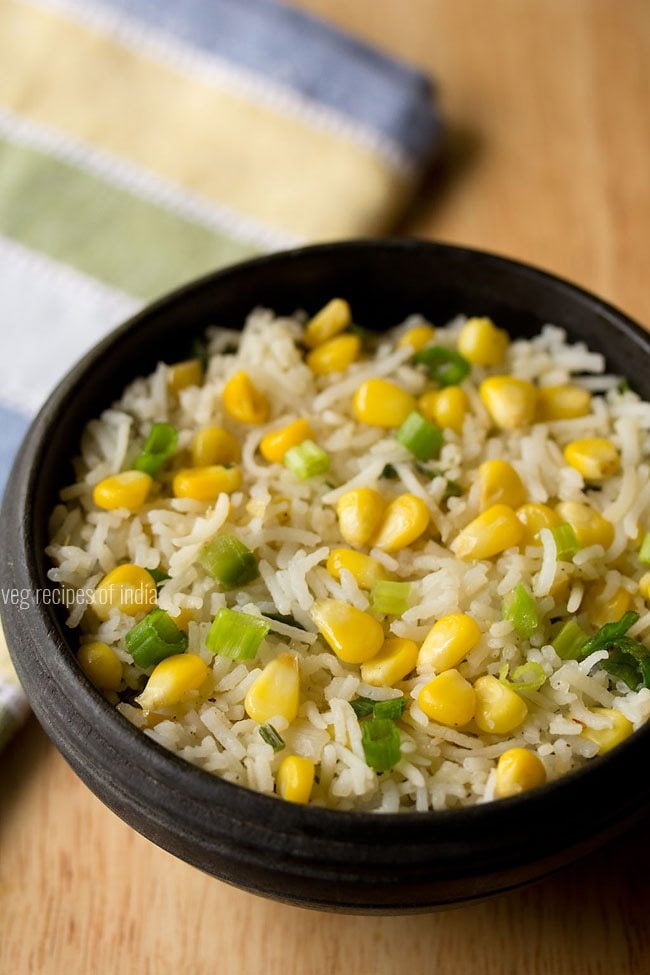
[2,1,650,971]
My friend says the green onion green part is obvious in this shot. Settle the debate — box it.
[206,608,270,660]
[126,608,189,668]
[284,440,330,480]
[371,580,411,616]
[259,723,285,752]
[502,583,539,639]
[550,522,581,560]
[395,411,444,462]
[499,661,547,692]
[133,422,179,477]
[639,532,650,565]
[412,346,471,387]
[552,620,588,660]
[361,718,402,772]
[351,696,407,720]
[146,568,171,587]
[199,534,259,591]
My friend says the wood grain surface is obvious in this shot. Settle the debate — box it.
[2,1,650,972]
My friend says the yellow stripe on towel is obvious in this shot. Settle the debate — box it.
[0,0,413,240]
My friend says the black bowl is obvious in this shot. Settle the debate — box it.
[3,239,650,914]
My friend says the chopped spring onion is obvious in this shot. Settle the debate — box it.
[351,696,406,720]
[395,411,443,462]
[126,608,188,668]
[499,662,547,692]
[284,440,330,480]
[551,522,581,561]
[206,608,270,660]
[199,534,258,590]
[371,580,411,616]
[413,346,471,387]
[259,723,285,752]
[639,532,650,565]
[502,583,539,639]
[133,422,179,477]
[552,620,588,660]
[146,567,171,587]
[380,463,399,479]
[361,718,402,772]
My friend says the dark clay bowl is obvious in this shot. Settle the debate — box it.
[3,240,650,914]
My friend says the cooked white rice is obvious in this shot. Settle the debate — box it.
[47,307,650,811]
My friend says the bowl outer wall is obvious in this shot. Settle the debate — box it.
[2,238,650,913]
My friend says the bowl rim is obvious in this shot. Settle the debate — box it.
[3,236,650,873]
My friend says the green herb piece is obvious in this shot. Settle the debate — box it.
[199,535,259,590]
[126,608,188,668]
[191,337,209,372]
[639,532,650,565]
[552,620,589,660]
[371,580,411,616]
[412,346,471,387]
[578,612,640,659]
[577,611,650,691]
[550,523,581,560]
[259,723,285,752]
[284,440,330,480]
[373,697,407,720]
[206,608,270,660]
[146,568,171,587]
[361,718,402,772]
[395,411,444,462]
[502,583,539,639]
[351,696,407,721]
[133,422,179,477]
[443,479,463,499]
[263,612,307,631]
[380,463,399,479]
[499,662,547,692]
[617,379,631,394]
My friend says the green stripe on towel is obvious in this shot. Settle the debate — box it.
[0,138,258,299]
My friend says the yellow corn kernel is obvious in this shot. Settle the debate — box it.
[191,427,241,467]
[326,548,388,591]
[171,606,195,632]
[417,614,482,674]
[478,460,527,511]
[537,384,592,421]
[260,418,313,463]
[479,376,537,429]
[474,675,528,734]
[336,488,386,548]
[398,323,436,351]
[78,642,122,691]
[417,669,476,727]
[582,582,632,630]
[306,334,360,375]
[451,504,523,561]
[555,501,615,549]
[93,471,153,512]
[457,316,509,366]
[167,358,203,397]
[495,748,547,798]
[311,599,384,664]
[92,564,157,621]
[418,387,469,435]
[353,379,416,428]
[244,653,300,724]
[172,465,242,501]
[639,573,650,601]
[136,653,209,711]
[563,438,620,481]
[580,707,633,755]
[516,503,561,546]
[277,755,315,804]
[304,298,351,348]
[361,637,418,687]
[373,494,430,553]
[222,370,269,424]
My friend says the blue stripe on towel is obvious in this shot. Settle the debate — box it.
[0,407,29,495]
[98,0,440,163]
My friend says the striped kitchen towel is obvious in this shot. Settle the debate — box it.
[0,0,440,748]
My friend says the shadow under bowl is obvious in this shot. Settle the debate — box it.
[2,239,650,913]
